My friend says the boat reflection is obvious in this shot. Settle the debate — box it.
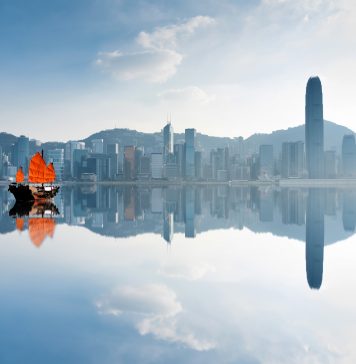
[9,200,59,247]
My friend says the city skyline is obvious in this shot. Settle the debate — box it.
[1,1,356,140]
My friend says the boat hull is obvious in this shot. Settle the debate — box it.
[8,184,60,202]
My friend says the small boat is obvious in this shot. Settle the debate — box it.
[8,151,60,202]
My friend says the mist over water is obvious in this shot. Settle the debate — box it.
[1,185,356,363]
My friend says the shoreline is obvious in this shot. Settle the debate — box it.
[3,178,356,188]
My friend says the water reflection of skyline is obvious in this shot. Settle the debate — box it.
[2,186,356,289]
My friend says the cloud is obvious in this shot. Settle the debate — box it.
[96,283,216,351]
[136,15,216,50]
[96,49,183,83]
[96,16,215,83]
[158,262,216,280]
[158,86,215,104]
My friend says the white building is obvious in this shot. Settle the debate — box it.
[151,153,163,179]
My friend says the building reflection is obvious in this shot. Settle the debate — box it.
[306,189,325,289]
[2,185,356,288]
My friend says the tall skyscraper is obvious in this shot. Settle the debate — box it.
[163,123,173,161]
[281,141,304,178]
[305,76,324,178]
[47,149,64,181]
[184,128,196,179]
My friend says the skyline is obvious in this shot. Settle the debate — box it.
[1,0,356,141]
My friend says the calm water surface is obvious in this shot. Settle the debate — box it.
[1,185,356,364]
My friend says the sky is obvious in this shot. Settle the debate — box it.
[0,0,356,142]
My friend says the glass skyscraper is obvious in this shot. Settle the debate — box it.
[305,76,324,178]
[163,123,173,162]
[184,128,196,179]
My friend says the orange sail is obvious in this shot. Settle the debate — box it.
[44,162,56,183]
[28,152,47,183]
[16,167,25,183]
[28,218,56,247]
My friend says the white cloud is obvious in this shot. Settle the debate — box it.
[96,49,183,83]
[158,262,216,280]
[136,15,216,50]
[96,16,215,83]
[158,86,215,104]
[96,283,216,351]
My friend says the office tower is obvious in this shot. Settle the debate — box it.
[259,144,274,178]
[281,141,304,178]
[305,76,324,178]
[124,146,136,180]
[139,155,151,179]
[91,139,104,154]
[151,153,163,179]
[211,148,227,180]
[305,188,325,289]
[47,149,64,181]
[165,153,178,179]
[174,143,184,178]
[14,135,29,172]
[342,134,356,177]
[184,128,196,179]
[194,151,202,180]
[72,149,89,179]
[324,150,337,178]
[135,147,144,176]
[163,123,173,161]
[66,141,85,177]
[107,143,120,179]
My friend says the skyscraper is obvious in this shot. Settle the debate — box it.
[163,123,173,161]
[184,128,196,179]
[305,76,324,178]
[14,135,29,172]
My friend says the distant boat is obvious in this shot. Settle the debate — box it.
[8,151,60,201]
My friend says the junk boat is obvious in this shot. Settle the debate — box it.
[8,151,60,202]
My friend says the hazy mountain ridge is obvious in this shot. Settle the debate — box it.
[0,120,353,156]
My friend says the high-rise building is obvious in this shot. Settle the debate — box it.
[305,76,324,178]
[151,153,163,179]
[91,139,104,154]
[281,141,304,178]
[14,135,30,172]
[47,149,64,181]
[194,151,203,180]
[174,143,184,178]
[65,141,85,177]
[107,143,120,179]
[342,134,356,177]
[184,129,196,179]
[0,145,3,178]
[163,123,173,162]
[259,144,274,178]
[124,146,136,180]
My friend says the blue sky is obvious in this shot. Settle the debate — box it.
[0,0,355,141]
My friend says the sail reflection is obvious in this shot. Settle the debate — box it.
[9,200,59,247]
[2,185,356,288]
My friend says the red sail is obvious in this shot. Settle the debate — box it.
[44,162,56,183]
[28,153,47,183]
[16,167,25,183]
